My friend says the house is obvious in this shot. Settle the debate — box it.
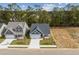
[4,22,29,39]
[30,24,50,39]
[0,23,7,37]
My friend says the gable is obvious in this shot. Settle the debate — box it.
[31,26,42,34]
[16,25,23,29]
[5,29,14,35]
[13,25,23,32]
[30,24,50,35]
[1,27,7,35]
[0,24,3,29]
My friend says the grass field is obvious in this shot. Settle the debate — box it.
[0,36,5,43]
[11,37,30,45]
[40,37,56,45]
[51,27,79,48]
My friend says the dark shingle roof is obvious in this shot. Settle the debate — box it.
[30,24,50,35]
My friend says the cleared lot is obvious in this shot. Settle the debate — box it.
[66,27,79,43]
[51,27,79,48]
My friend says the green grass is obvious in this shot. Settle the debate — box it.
[11,37,30,45]
[0,36,5,43]
[40,37,56,45]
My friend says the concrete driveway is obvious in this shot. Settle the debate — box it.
[28,39,40,48]
[0,39,15,48]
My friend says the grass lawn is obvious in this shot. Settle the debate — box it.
[11,37,30,45]
[40,37,56,45]
[0,36,5,43]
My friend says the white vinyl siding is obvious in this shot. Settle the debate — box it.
[5,35,15,39]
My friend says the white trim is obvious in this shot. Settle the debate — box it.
[31,26,43,34]
[4,29,14,35]
[0,24,7,35]
[23,23,27,36]
[16,24,23,29]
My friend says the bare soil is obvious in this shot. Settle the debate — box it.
[51,27,79,48]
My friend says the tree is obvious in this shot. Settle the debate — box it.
[4,3,21,21]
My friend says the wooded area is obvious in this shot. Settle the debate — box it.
[0,3,79,27]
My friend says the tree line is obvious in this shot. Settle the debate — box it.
[0,3,79,27]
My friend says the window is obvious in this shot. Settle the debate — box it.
[15,35,22,37]
[13,25,23,32]
[18,35,22,37]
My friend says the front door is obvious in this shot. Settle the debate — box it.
[30,34,41,39]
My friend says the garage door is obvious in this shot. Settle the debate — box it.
[30,34,41,39]
[5,35,15,39]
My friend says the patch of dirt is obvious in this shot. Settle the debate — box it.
[51,27,79,48]
[66,27,79,43]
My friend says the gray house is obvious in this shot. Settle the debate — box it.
[30,24,50,39]
[4,22,29,39]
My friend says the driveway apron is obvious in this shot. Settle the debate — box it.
[0,39,15,48]
[28,39,40,48]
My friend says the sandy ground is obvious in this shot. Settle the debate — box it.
[0,48,79,55]
[51,28,79,48]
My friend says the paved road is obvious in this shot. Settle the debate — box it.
[28,39,40,48]
[0,48,79,55]
[0,39,15,48]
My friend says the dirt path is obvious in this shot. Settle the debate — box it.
[51,28,79,48]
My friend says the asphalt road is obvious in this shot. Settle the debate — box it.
[0,48,79,55]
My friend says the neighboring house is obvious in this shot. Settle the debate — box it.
[30,24,50,39]
[0,23,7,37]
[4,22,29,39]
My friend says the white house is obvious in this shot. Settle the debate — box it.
[4,22,29,39]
